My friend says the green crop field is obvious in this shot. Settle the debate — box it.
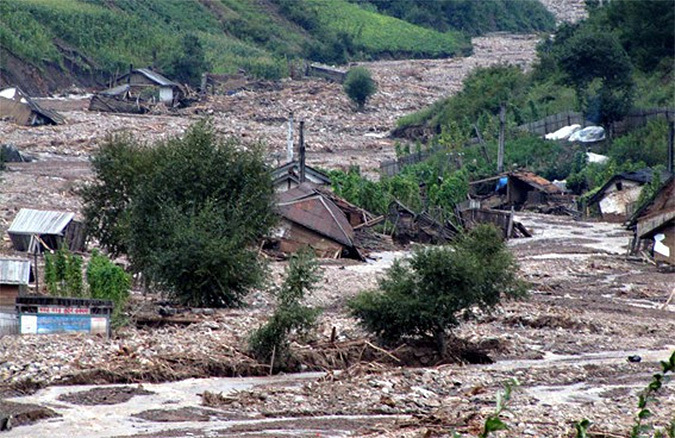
[305,0,470,58]
[0,0,473,84]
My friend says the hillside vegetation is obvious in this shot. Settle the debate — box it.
[396,0,674,137]
[354,0,555,35]
[330,0,673,222]
[0,0,470,91]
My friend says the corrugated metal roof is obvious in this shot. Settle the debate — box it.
[277,195,354,246]
[0,259,32,285]
[7,208,75,235]
[135,68,179,87]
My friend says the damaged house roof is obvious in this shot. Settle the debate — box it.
[277,183,379,227]
[0,87,64,126]
[8,209,76,236]
[276,191,355,247]
[633,175,675,238]
[509,171,561,194]
[116,68,180,87]
[588,168,670,206]
[272,161,332,189]
[0,259,32,285]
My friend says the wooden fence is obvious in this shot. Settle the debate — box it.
[518,111,584,136]
[380,145,461,177]
[518,107,675,137]
[0,309,18,336]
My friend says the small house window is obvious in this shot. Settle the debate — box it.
[616,182,623,191]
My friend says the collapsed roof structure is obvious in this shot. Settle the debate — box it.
[7,208,86,253]
[271,184,381,260]
[0,87,64,126]
[629,175,675,265]
[89,68,184,113]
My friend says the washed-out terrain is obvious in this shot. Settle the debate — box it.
[2,213,673,437]
[2,2,674,436]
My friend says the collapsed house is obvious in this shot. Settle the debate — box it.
[587,169,668,222]
[0,87,64,126]
[387,200,531,245]
[0,259,33,308]
[89,68,184,113]
[270,183,376,260]
[7,208,86,253]
[470,171,566,211]
[629,175,675,265]
[387,201,459,245]
[305,63,347,83]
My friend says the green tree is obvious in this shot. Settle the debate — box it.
[166,33,210,88]
[249,249,322,369]
[604,0,674,72]
[349,225,526,353]
[80,133,156,257]
[556,26,634,126]
[81,121,277,308]
[343,67,377,109]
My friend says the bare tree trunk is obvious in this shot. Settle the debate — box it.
[434,329,447,357]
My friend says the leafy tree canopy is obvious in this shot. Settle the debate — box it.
[349,224,526,353]
[343,67,377,109]
[82,121,276,307]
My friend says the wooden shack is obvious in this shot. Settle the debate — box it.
[7,209,86,253]
[0,259,33,307]
[633,176,675,265]
[588,169,665,222]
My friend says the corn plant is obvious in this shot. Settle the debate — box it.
[631,351,675,438]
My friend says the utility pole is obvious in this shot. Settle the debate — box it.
[299,120,306,183]
[33,236,39,294]
[497,103,506,173]
[287,112,294,163]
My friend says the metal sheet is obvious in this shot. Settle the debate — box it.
[8,208,75,235]
[0,259,31,285]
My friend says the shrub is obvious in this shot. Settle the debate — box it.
[349,225,526,353]
[86,250,131,327]
[249,249,322,369]
[343,67,377,109]
[44,246,84,297]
